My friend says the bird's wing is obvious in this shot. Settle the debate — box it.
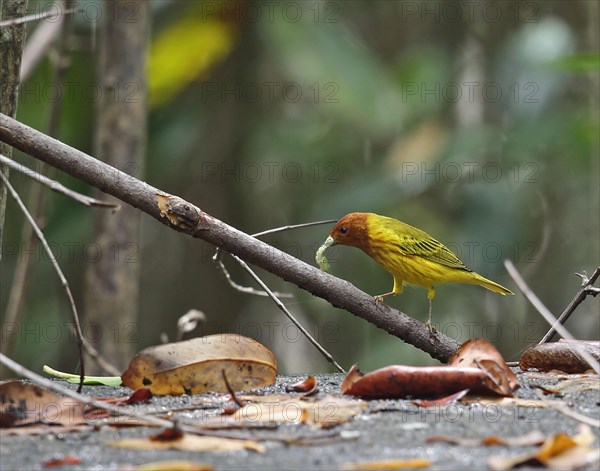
[396,234,471,271]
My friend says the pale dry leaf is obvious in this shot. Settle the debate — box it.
[122,334,277,395]
[341,458,431,470]
[107,434,265,453]
[213,395,366,429]
[134,460,214,471]
[488,425,598,471]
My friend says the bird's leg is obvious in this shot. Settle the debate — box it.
[373,277,404,303]
[374,292,394,302]
[426,287,436,332]
[375,277,404,303]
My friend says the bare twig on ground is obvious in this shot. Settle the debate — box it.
[0,113,460,363]
[538,267,600,344]
[504,260,599,374]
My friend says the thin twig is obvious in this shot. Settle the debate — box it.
[0,154,120,208]
[213,220,338,298]
[252,219,338,238]
[213,250,293,298]
[71,331,121,376]
[0,170,85,390]
[0,6,80,28]
[504,260,600,374]
[539,267,600,344]
[231,253,346,374]
[221,369,246,408]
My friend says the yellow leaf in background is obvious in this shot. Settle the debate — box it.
[148,12,236,107]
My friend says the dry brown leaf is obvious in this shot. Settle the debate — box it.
[108,434,265,453]
[121,334,277,395]
[340,458,431,469]
[520,342,600,374]
[342,339,518,399]
[449,338,519,394]
[211,395,366,429]
[0,380,86,427]
[488,425,599,470]
[427,430,546,447]
[285,376,318,395]
[342,365,488,399]
[42,456,82,468]
[134,461,214,471]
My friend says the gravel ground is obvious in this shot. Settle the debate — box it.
[1,372,599,471]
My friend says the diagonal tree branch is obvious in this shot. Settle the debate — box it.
[0,112,460,363]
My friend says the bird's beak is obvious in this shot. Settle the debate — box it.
[324,235,336,247]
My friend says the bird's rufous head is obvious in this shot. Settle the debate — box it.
[328,212,370,250]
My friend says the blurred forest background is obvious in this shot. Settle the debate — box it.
[1,0,598,376]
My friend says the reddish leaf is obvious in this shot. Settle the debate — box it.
[342,365,488,399]
[342,339,519,399]
[285,376,318,395]
[42,456,82,468]
[150,427,184,442]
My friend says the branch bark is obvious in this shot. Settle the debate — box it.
[0,112,460,363]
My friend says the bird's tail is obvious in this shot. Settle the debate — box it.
[469,272,514,296]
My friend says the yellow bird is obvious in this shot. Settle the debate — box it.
[319,212,513,328]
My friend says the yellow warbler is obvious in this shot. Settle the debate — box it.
[318,212,513,328]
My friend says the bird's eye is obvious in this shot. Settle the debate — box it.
[340,227,348,235]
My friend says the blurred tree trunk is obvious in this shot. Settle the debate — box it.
[84,0,149,372]
[0,0,28,263]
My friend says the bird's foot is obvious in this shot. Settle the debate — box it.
[426,322,437,333]
[374,295,384,303]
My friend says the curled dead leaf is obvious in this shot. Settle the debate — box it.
[342,339,518,399]
[520,341,600,374]
[285,376,318,395]
[122,334,277,395]
[342,365,488,399]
